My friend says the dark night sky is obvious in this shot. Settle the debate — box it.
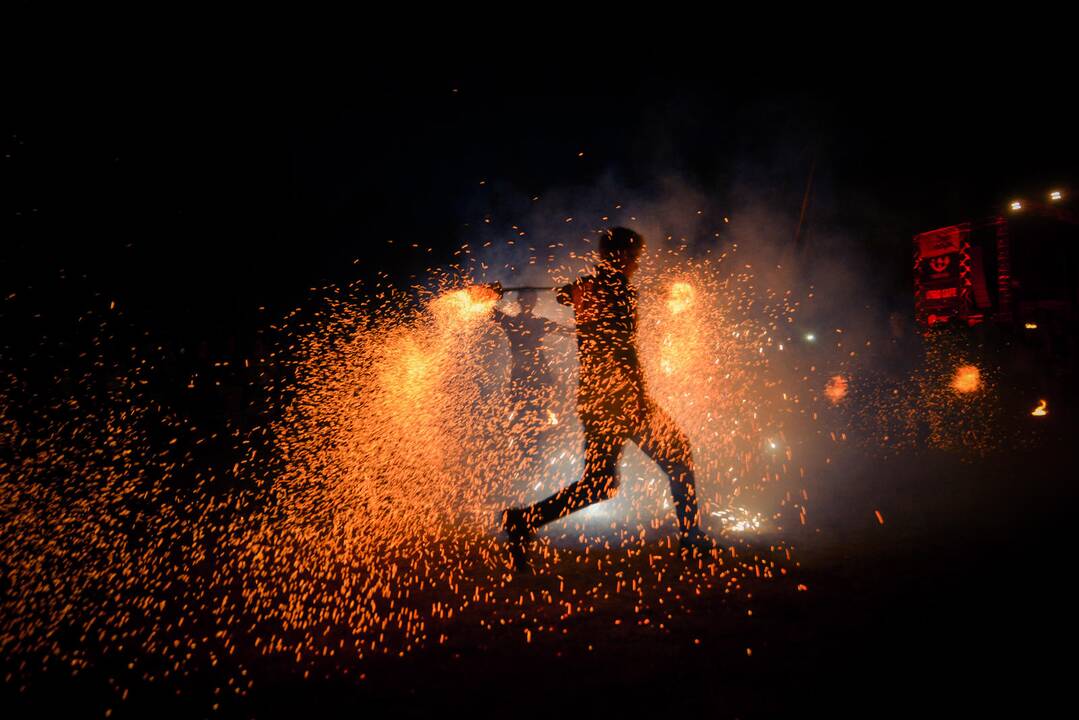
[5,49,1078,351]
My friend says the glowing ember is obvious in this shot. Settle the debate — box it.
[1031,399,1048,417]
[951,364,982,394]
[824,374,848,404]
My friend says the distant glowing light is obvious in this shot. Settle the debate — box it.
[1010,200,1023,211]
[1031,399,1048,417]
[1024,322,1038,330]
[1050,190,1062,201]
[804,333,816,342]
[951,364,982,394]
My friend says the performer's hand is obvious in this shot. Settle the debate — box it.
[555,282,574,307]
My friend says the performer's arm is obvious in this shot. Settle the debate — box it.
[555,282,575,307]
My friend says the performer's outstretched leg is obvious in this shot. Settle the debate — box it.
[634,402,712,550]
[501,428,623,571]
[527,429,623,528]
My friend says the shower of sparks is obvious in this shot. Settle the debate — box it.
[843,330,1004,454]
[1,225,966,708]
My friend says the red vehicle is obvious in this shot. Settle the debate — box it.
[914,192,1079,330]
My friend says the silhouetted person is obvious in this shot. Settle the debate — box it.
[500,228,714,571]
[492,289,571,481]
[493,288,569,406]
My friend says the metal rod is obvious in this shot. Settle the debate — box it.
[793,149,816,250]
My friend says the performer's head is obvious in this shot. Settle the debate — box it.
[518,288,538,314]
[599,227,644,277]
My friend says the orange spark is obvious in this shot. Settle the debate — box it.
[1031,399,1048,417]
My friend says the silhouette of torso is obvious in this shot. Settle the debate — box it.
[558,267,646,424]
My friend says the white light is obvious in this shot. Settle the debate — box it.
[1010,200,1023,211]
[1050,190,1062,201]
[804,333,816,342]
[711,507,765,533]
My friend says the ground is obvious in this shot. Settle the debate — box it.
[6,416,1075,719]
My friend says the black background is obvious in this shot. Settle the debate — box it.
[6,42,1078,351]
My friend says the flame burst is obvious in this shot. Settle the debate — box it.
[824,375,848,404]
[656,279,706,377]
[666,281,696,315]
[951,364,982,394]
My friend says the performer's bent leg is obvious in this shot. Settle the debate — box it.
[526,429,622,529]
[634,402,699,535]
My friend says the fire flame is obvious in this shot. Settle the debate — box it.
[824,375,848,404]
[658,281,701,376]
[1031,399,1048,417]
[432,286,499,322]
[667,281,695,315]
[951,364,981,394]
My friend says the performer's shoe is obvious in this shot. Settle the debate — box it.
[500,507,535,574]
[679,526,718,554]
